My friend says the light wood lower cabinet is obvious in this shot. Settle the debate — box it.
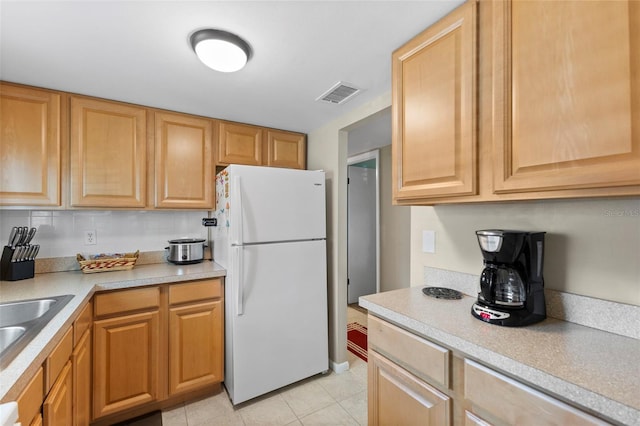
[9,279,223,426]
[72,330,91,426]
[92,279,224,423]
[368,314,614,426]
[369,350,450,426]
[464,359,610,426]
[15,315,91,426]
[43,361,72,426]
[168,279,224,396]
[93,306,160,419]
[16,367,44,426]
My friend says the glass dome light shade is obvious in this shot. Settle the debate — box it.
[190,29,251,73]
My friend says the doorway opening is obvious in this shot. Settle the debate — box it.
[347,149,380,306]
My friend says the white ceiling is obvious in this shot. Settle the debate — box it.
[0,0,464,134]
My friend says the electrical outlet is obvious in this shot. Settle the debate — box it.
[84,230,97,245]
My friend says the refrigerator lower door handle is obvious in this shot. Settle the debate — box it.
[234,245,244,316]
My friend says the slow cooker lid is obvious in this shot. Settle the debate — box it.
[168,238,206,244]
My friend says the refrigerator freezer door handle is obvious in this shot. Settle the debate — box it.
[232,176,243,246]
[234,245,244,316]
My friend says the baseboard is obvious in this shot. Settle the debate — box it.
[330,359,350,374]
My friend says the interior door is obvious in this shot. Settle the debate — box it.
[348,163,377,304]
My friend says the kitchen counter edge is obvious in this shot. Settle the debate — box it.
[360,287,640,426]
[0,261,226,401]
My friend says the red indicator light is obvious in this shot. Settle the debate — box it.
[480,312,491,320]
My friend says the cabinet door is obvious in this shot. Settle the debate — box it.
[70,96,147,207]
[93,310,159,419]
[154,112,213,208]
[492,0,640,193]
[464,410,492,426]
[0,84,61,206]
[217,122,262,166]
[368,350,451,426]
[265,130,306,169]
[17,367,44,426]
[392,0,477,201]
[168,299,223,396]
[464,359,610,425]
[43,361,73,426]
[72,330,91,426]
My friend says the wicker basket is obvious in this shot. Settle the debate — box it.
[77,250,139,274]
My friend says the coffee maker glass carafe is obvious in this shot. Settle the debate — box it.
[480,266,526,306]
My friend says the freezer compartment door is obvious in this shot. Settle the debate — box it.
[225,165,327,243]
[226,239,329,404]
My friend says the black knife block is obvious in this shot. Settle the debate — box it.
[0,246,35,281]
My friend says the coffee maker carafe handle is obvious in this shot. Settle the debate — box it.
[480,266,496,303]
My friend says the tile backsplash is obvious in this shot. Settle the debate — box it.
[0,210,210,258]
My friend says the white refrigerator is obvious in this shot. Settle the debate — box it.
[212,165,329,405]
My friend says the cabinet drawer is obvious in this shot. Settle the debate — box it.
[45,327,73,392]
[94,286,160,317]
[169,278,222,305]
[17,366,43,426]
[368,315,449,388]
[73,301,92,346]
[464,359,610,425]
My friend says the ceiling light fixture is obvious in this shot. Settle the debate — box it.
[190,29,252,73]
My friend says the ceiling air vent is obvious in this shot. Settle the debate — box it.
[316,81,361,105]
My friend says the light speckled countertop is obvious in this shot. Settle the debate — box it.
[0,261,226,401]
[360,287,640,426]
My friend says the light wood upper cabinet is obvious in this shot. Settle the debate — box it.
[217,121,263,166]
[265,130,306,169]
[70,96,147,207]
[0,83,62,206]
[154,112,213,208]
[392,0,477,201]
[492,0,640,193]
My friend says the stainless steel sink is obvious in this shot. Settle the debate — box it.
[0,298,61,328]
[0,295,74,368]
[0,327,26,354]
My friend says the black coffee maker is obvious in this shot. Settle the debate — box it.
[471,230,546,327]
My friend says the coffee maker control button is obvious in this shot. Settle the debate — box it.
[472,304,511,321]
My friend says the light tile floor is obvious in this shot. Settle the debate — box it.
[162,306,368,426]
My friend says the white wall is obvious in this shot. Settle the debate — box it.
[379,145,410,292]
[309,87,640,369]
[307,91,391,368]
[411,198,640,306]
[0,210,208,258]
